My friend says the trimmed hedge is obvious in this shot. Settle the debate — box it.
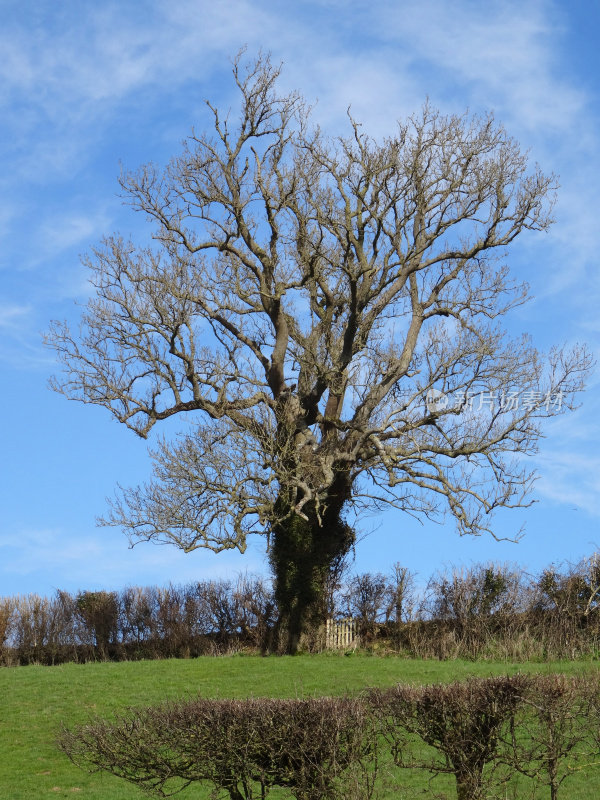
[60,673,600,800]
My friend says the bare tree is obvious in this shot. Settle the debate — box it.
[46,52,591,653]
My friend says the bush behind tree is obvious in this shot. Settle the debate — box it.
[3,555,600,665]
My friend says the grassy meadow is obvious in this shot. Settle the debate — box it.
[2,654,600,799]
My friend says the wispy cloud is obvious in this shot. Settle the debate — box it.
[390,1,577,124]
[536,450,600,517]
[531,383,600,516]
[37,208,113,261]
[0,1,274,143]
[0,525,267,596]
[0,303,31,329]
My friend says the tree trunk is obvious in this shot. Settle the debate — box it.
[269,484,354,654]
[455,763,485,800]
[549,755,559,800]
[456,774,482,800]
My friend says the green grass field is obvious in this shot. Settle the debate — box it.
[2,654,600,799]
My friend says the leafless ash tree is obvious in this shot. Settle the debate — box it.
[47,53,591,653]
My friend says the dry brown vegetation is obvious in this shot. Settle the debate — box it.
[3,556,600,665]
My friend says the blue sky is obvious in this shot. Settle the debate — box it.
[1,0,599,598]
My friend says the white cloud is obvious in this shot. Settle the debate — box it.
[0,301,55,368]
[531,383,600,516]
[364,0,584,133]
[0,1,589,166]
[536,450,600,517]
[0,1,274,127]
[0,303,31,329]
[38,209,112,256]
[0,525,267,595]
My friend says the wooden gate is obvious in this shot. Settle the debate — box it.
[325,618,357,649]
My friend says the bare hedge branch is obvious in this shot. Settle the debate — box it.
[371,674,531,800]
[59,695,379,800]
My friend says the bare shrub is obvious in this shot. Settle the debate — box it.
[509,673,594,800]
[0,597,14,665]
[53,589,85,663]
[324,547,354,621]
[231,574,276,651]
[11,593,82,665]
[75,591,119,659]
[535,560,600,617]
[425,563,526,658]
[197,580,239,643]
[151,584,202,657]
[529,556,600,658]
[257,696,378,799]
[340,572,391,641]
[120,585,158,656]
[372,674,530,800]
[12,594,50,663]
[59,695,378,799]
[5,555,600,663]
[388,563,417,625]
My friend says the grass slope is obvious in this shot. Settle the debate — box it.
[1,655,599,799]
